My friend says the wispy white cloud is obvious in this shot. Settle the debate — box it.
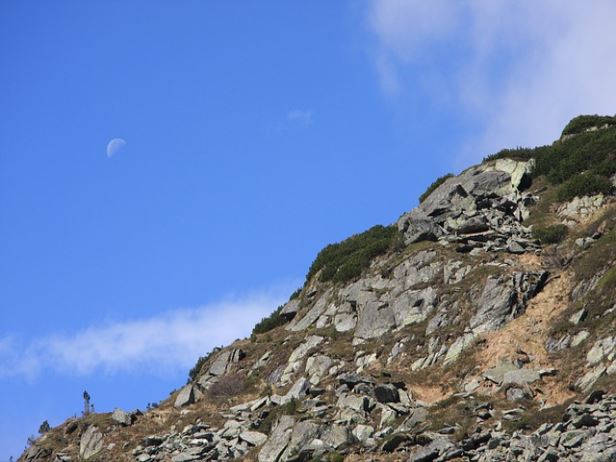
[0,286,294,380]
[367,0,616,164]
[287,109,313,125]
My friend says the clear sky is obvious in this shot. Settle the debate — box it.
[2,1,616,457]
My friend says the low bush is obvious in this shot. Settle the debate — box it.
[556,173,613,202]
[534,127,616,184]
[306,225,401,284]
[561,114,616,136]
[483,147,536,163]
[252,305,285,336]
[532,224,568,244]
[419,173,454,203]
[207,373,247,399]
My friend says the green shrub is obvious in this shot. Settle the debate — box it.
[532,224,568,244]
[306,225,401,284]
[561,114,616,136]
[252,305,285,336]
[419,174,454,203]
[479,119,616,204]
[289,288,302,300]
[556,173,613,202]
[483,147,536,163]
[534,128,616,184]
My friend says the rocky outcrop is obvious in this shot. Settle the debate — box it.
[397,160,537,253]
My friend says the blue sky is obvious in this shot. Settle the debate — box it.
[2,1,616,457]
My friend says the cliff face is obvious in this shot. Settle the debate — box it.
[21,116,616,462]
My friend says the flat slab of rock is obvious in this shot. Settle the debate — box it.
[80,425,104,460]
[258,415,295,462]
[240,430,268,446]
[174,384,195,408]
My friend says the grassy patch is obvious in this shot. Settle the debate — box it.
[502,400,570,433]
[427,395,481,441]
[306,225,402,284]
[532,224,568,244]
[419,173,454,203]
[598,266,616,290]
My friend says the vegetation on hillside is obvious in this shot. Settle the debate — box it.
[483,147,535,163]
[419,173,454,203]
[305,225,402,284]
[561,114,616,136]
[532,224,568,244]
[252,304,285,336]
[188,347,221,382]
[484,116,616,203]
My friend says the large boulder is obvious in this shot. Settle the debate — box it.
[208,348,245,376]
[80,425,104,460]
[174,384,196,408]
[111,407,133,426]
[258,416,295,462]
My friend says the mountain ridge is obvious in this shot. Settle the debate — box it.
[20,114,616,462]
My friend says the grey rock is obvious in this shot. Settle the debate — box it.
[258,416,295,462]
[174,384,195,408]
[374,384,400,403]
[391,287,438,327]
[208,348,245,376]
[280,298,300,319]
[240,431,268,446]
[483,361,518,385]
[354,299,396,340]
[111,407,133,426]
[570,308,588,325]
[470,272,547,334]
[22,446,52,462]
[443,332,475,364]
[281,420,323,460]
[287,290,331,332]
[321,424,353,449]
[560,430,588,448]
[284,377,311,402]
[502,368,542,387]
[352,424,374,443]
[80,425,104,460]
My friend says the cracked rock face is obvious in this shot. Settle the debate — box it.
[79,426,103,460]
[397,161,537,253]
[470,271,548,334]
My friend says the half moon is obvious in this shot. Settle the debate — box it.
[106,138,126,158]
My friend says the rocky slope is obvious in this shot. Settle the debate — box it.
[20,115,616,461]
